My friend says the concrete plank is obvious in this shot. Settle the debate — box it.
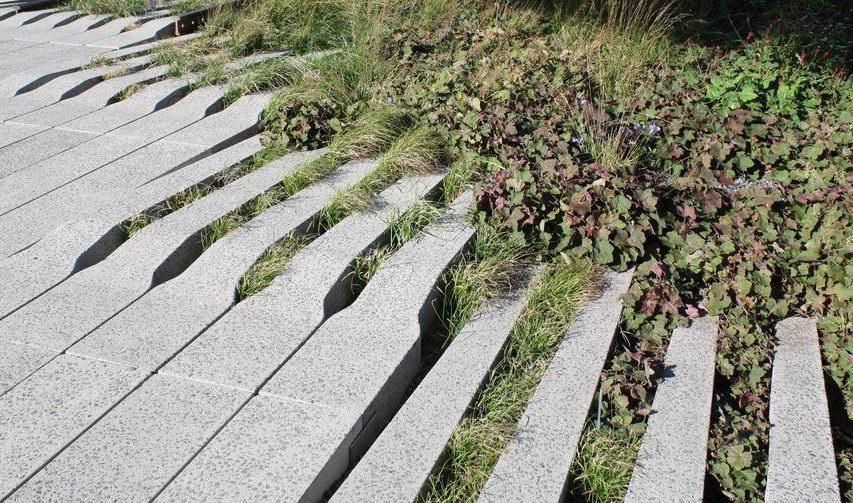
[0,128,98,180]
[0,150,321,351]
[225,193,475,499]
[9,64,169,128]
[156,395,361,502]
[0,121,44,149]
[58,77,192,135]
[333,268,538,502]
[69,160,379,371]
[0,355,147,498]
[10,375,249,502]
[765,317,841,503]
[160,174,444,392]
[0,340,55,396]
[0,136,264,323]
[625,316,719,502]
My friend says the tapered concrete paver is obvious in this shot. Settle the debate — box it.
[58,77,193,135]
[69,160,378,371]
[0,54,151,122]
[55,16,136,45]
[0,85,226,223]
[106,85,224,142]
[10,375,249,502]
[0,340,55,396]
[161,193,476,501]
[0,133,149,217]
[625,316,719,502]
[161,173,445,391]
[0,61,136,121]
[85,16,175,49]
[0,136,264,322]
[0,39,42,56]
[479,270,633,502]
[766,317,841,503]
[0,150,321,353]
[12,14,108,42]
[9,64,169,128]
[0,355,147,498]
[0,43,106,80]
[333,268,539,502]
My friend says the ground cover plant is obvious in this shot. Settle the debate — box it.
[82,0,852,499]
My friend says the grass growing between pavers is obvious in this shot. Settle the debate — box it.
[423,260,594,502]
[118,147,285,239]
[568,425,641,502]
[63,0,147,16]
[199,105,417,248]
[235,124,449,299]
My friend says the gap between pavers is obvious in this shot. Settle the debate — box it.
[7,174,444,502]
[332,266,542,502]
[765,317,841,503]
[478,269,634,502]
[158,192,476,502]
[624,315,719,502]
[0,135,265,321]
[0,149,322,356]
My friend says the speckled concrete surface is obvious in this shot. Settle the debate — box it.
[625,316,719,502]
[766,317,841,503]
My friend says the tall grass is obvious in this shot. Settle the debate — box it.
[63,0,146,16]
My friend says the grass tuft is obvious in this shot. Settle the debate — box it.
[63,0,146,16]
[236,233,311,299]
[569,425,641,502]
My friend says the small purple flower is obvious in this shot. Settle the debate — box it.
[570,135,584,145]
[632,123,643,132]
[646,123,662,135]
[386,96,394,104]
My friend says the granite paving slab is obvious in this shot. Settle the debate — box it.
[0,128,99,179]
[765,317,841,503]
[58,77,193,135]
[0,121,44,149]
[156,394,362,502]
[54,16,136,45]
[0,150,321,354]
[10,375,250,502]
[0,355,147,498]
[624,316,719,502]
[8,64,169,128]
[0,340,55,396]
[160,173,445,391]
[178,192,477,500]
[479,269,634,502]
